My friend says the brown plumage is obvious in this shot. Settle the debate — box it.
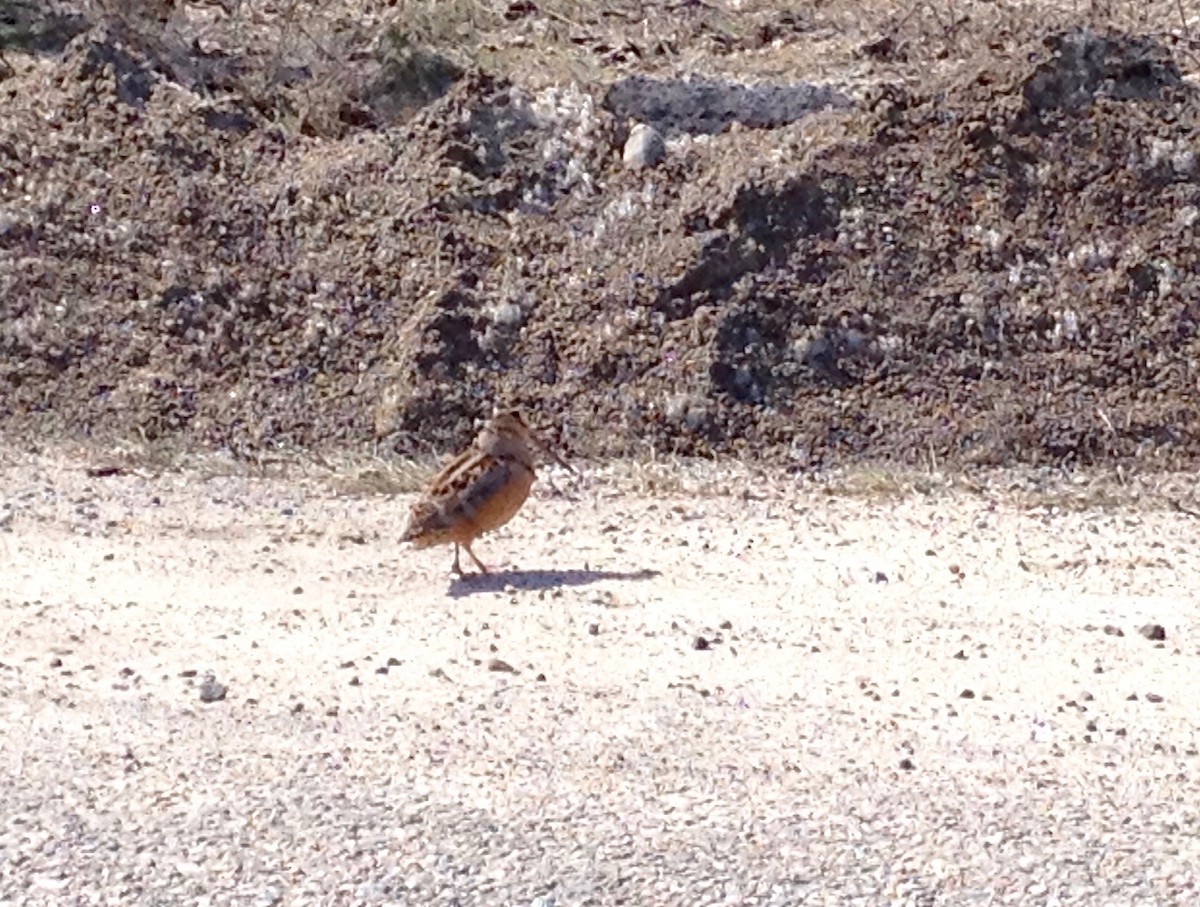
[401,410,572,575]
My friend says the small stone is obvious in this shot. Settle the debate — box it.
[899,757,915,771]
[490,302,524,328]
[960,688,976,699]
[1139,623,1167,641]
[488,658,517,673]
[199,674,227,703]
[873,571,888,583]
[622,122,665,169]
[1103,624,1124,637]
[692,635,711,651]
[1146,692,1164,703]
[588,623,600,636]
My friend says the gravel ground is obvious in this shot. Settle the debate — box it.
[2,449,1200,905]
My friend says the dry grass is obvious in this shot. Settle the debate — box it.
[46,0,1200,139]
[373,0,641,89]
[808,461,1200,518]
[11,435,1200,522]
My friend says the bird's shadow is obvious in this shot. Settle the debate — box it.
[447,566,661,598]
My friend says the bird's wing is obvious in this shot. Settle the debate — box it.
[402,451,518,540]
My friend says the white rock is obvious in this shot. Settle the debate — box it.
[623,123,665,170]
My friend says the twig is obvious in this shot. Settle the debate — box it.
[1169,498,1200,519]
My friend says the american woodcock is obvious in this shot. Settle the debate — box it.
[401,410,573,575]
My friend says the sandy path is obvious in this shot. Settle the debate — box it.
[2,451,1199,905]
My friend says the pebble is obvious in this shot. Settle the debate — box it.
[199,673,227,703]
[1139,623,1166,641]
[622,123,665,169]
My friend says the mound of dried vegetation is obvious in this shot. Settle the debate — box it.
[2,1,1199,471]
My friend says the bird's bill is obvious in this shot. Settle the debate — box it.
[531,432,576,473]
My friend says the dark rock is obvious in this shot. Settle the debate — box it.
[603,75,853,137]
[199,674,227,703]
[1139,623,1167,641]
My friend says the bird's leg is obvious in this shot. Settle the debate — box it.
[451,543,464,577]
[462,541,490,574]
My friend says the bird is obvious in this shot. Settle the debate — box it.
[401,409,573,576]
